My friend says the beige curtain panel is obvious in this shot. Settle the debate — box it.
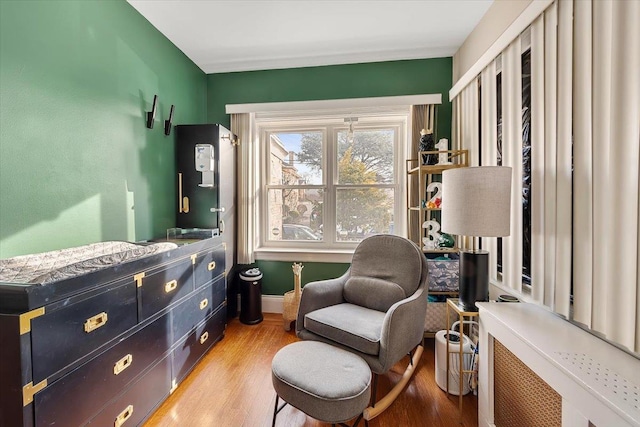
[231,113,257,265]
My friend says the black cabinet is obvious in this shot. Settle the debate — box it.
[176,124,233,230]
[176,123,237,318]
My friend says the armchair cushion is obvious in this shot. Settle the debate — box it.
[304,303,385,356]
[350,234,422,296]
[344,276,405,312]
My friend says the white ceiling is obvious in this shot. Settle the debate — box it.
[128,0,493,74]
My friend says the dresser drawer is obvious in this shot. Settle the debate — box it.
[171,276,226,345]
[30,279,137,382]
[34,312,170,427]
[172,305,225,385]
[139,257,194,320]
[87,355,171,427]
[193,246,225,288]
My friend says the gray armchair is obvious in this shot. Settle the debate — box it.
[296,235,428,417]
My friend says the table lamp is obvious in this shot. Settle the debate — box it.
[441,166,512,311]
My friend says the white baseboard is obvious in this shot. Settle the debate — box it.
[262,295,284,314]
[233,294,284,314]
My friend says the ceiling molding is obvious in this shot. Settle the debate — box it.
[203,46,456,74]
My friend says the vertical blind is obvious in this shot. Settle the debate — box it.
[451,0,640,353]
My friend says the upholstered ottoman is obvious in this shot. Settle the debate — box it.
[271,341,371,427]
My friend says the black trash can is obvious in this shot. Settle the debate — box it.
[239,268,263,325]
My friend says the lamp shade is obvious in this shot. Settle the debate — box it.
[441,166,512,237]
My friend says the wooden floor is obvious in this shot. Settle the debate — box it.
[144,314,478,427]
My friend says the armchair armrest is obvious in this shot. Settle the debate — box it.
[295,270,349,336]
[378,285,428,372]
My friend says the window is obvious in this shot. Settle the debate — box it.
[492,47,532,287]
[521,48,532,286]
[259,115,405,252]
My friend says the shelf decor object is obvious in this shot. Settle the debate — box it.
[283,262,303,331]
[441,166,512,311]
[436,139,452,165]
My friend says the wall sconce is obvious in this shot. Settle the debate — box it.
[164,105,175,136]
[146,95,158,129]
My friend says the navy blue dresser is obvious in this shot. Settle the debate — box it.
[0,238,226,427]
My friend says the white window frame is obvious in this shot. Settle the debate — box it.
[255,112,408,262]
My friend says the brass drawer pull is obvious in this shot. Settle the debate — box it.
[114,404,133,427]
[84,312,108,333]
[207,261,216,271]
[113,354,133,375]
[165,280,178,293]
[199,298,209,310]
[199,331,209,345]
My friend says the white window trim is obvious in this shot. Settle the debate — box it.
[226,94,441,115]
[254,111,408,261]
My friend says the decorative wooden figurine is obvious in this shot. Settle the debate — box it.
[283,262,304,331]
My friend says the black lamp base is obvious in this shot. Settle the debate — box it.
[459,250,489,311]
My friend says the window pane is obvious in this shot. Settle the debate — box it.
[336,188,394,242]
[266,188,324,241]
[337,129,394,184]
[497,71,503,273]
[521,49,532,285]
[269,132,322,185]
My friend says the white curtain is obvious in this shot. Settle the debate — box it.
[460,80,480,168]
[500,38,524,295]
[571,0,640,352]
[453,80,479,250]
[553,0,573,319]
[231,113,258,265]
[452,0,640,353]
[540,1,558,309]
[480,61,499,282]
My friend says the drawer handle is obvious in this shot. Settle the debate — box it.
[84,312,108,333]
[113,354,133,375]
[114,404,133,427]
[199,298,209,310]
[200,331,209,345]
[208,261,216,271]
[165,280,178,293]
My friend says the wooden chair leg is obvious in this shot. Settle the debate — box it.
[363,344,423,421]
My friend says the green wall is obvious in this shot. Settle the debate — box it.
[0,0,207,258]
[254,261,350,295]
[208,58,452,294]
